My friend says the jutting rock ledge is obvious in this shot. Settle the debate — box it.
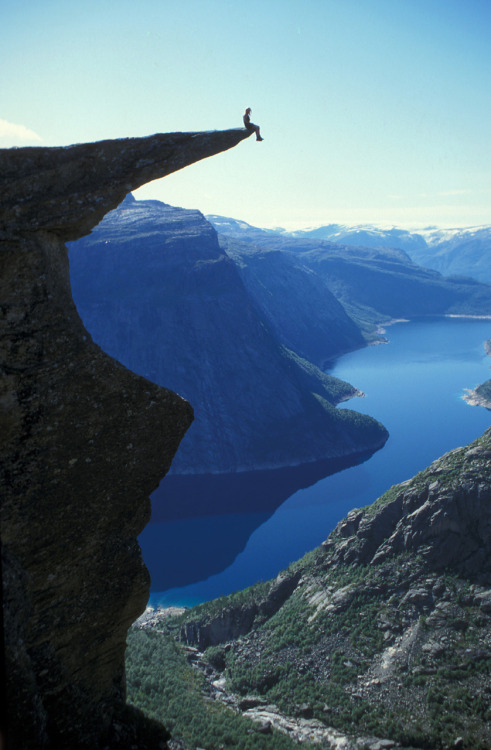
[0,128,251,749]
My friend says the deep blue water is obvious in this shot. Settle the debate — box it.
[144,317,491,608]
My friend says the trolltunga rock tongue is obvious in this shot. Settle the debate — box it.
[0,129,249,749]
[0,128,251,240]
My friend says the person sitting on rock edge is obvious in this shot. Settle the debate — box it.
[243,108,264,141]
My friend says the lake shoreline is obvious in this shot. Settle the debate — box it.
[462,335,491,410]
[463,389,491,409]
[145,317,491,607]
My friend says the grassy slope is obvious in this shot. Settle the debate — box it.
[127,429,491,749]
[126,626,310,750]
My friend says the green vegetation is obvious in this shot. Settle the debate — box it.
[399,635,491,748]
[172,558,490,749]
[282,347,357,404]
[126,627,307,750]
[220,568,391,736]
[126,427,491,749]
[181,579,271,622]
[359,482,401,518]
[126,558,491,749]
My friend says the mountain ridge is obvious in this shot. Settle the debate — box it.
[69,196,388,475]
[207,215,491,285]
[207,215,491,341]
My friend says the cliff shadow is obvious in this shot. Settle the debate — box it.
[141,449,379,591]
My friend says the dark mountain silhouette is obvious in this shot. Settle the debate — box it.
[69,196,388,476]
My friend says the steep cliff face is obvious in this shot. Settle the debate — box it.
[324,429,491,581]
[220,235,365,368]
[68,196,388,475]
[0,129,250,749]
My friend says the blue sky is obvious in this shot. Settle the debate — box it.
[2,0,490,228]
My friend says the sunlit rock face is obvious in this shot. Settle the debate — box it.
[0,129,249,749]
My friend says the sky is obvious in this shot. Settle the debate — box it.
[2,0,491,229]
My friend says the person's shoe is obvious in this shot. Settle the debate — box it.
[257,136,264,141]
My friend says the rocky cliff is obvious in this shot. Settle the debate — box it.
[0,129,250,749]
[68,195,388,475]
[169,427,491,749]
[219,235,365,368]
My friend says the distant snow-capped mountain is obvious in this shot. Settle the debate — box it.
[286,223,428,255]
[399,226,491,283]
[207,215,491,284]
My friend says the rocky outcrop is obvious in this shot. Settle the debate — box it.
[0,129,251,242]
[177,429,491,653]
[0,129,250,748]
[180,570,302,649]
[170,428,491,748]
[325,428,491,583]
[464,380,491,409]
[171,641,399,750]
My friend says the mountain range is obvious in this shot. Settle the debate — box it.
[5,122,490,750]
[69,197,491,476]
[68,196,387,475]
[208,216,491,285]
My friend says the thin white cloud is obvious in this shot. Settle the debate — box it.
[411,189,473,200]
[437,189,471,197]
[0,118,42,144]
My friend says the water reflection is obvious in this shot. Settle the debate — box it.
[141,449,379,591]
[143,318,491,606]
